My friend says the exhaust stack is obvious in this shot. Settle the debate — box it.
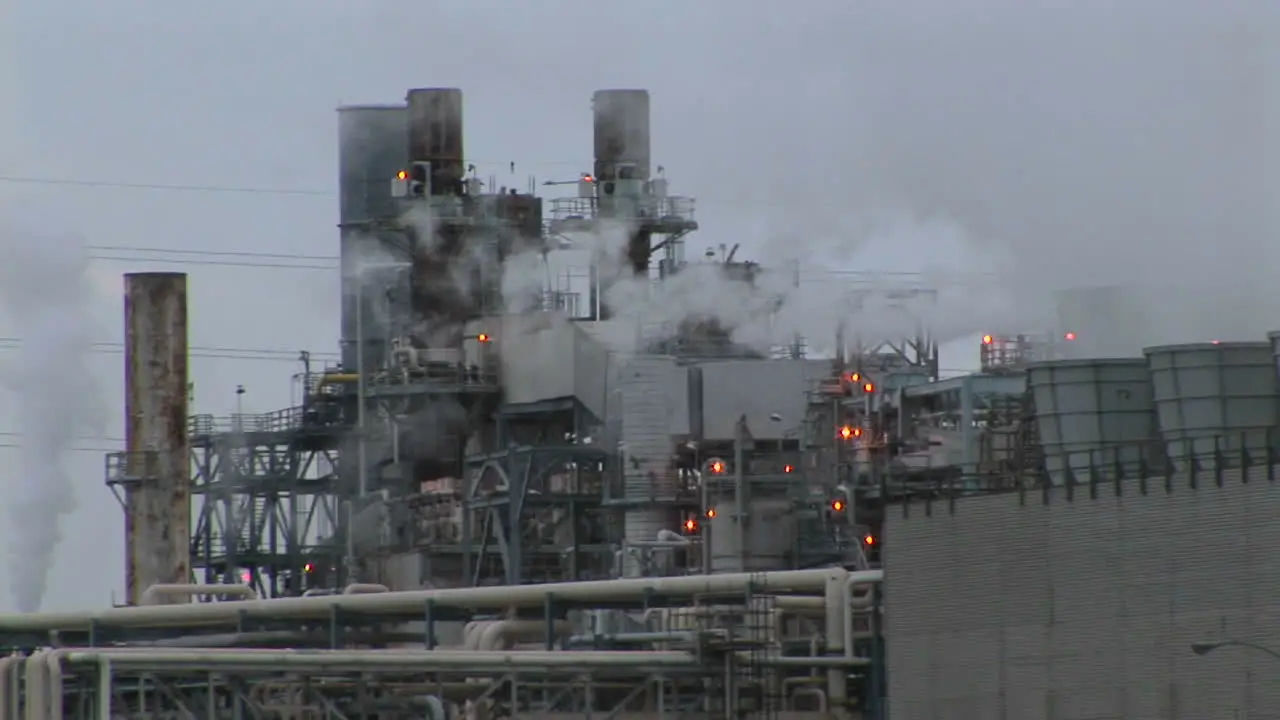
[592,89,651,182]
[406,88,465,196]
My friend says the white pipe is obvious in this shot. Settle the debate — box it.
[140,583,257,606]
[0,653,22,720]
[0,569,881,633]
[476,620,569,651]
[343,583,390,595]
[845,573,877,660]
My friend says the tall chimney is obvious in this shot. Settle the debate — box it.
[593,89,651,182]
[123,272,190,605]
[406,88,465,196]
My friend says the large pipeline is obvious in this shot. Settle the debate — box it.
[0,568,880,634]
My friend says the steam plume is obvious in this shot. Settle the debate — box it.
[0,228,103,612]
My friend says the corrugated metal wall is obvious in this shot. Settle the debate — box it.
[885,466,1280,720]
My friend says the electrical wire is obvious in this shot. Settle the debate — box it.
[0,339,337,363]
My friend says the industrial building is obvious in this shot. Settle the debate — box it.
[0,86,1274,719]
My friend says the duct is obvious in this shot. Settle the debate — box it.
[139,583,256,606]
[25,648,698,719]
[0,568,879,633]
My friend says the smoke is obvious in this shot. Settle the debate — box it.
[0,227,104,612]
[835,2,1280,347]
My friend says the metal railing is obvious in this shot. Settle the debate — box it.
[550,195,696,224]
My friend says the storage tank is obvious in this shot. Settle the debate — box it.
[1145,342,1280,469]
[406,88,465,196]
[1027,358,1159,485]
[592,89,651,182]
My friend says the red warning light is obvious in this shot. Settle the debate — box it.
[684,518,697,532]
[863,534,875,546]
[304,562,315,573]
[784,464,794,474]
[706,508,717,518]
[477,333,490,343]
[582,174,596,183]
[1063,332,1077,341]
[839,426,853,440]
[709,460,725,474]
[862,382,875,393]
[848,372,861,382]
[982,334,993,344]
[831,499,845,512]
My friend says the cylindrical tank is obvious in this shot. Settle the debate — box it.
[592,89,651,182]
[406,88,465,196]
[618,355,678,576]
[1145,342,1280,469]
[709,498,794,573]
[1027,358,1159,485]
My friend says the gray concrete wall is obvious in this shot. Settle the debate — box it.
[884,466,1280,720]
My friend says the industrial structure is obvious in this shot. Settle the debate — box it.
[0,87,1274,718]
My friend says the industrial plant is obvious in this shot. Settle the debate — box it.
[0,87,1277,719]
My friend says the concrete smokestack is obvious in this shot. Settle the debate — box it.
[123,272,191,606]
[593,89,651,182]
[406,88,465,196]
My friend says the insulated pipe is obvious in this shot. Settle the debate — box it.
[343,583,390,595]
[139,583,257,605]
[0,653,23,720]
[475,620,569,651]
[0,568,880,633]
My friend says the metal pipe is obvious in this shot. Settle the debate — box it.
[0,653,23,720]
[342,583,390,595]
[0,568,880,633]
[475,620,569,651]
[140,583,257,606]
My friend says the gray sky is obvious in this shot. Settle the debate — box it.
[0,1,1275,610]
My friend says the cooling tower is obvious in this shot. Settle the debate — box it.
[406,88,465,196]
[592,89,651,182]
[1027,358,1159,485]
[1145,342,1280,469]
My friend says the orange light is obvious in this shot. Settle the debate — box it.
[396,169,408,180]
[1063,332,1077,341]
[848,372,860,382]
[862,382,875,393]
[684,518,697,532]
[710,460,725,474]
[582,174,595,183]
[784,464,794,473]
[863,534,875,545]
[839,425,853,440]
[982,334,993,344]
[304,562,315,573]
[831,499,845,512]
[853,427,863,437]
[477,333,490,342]
[706,508,717,518]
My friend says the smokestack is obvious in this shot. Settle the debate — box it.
[123,272,191,606]
[337,104,409,371]
[593,89,651,182]
[406,88,465,196]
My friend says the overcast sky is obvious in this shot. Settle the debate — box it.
[0,1,1276,610]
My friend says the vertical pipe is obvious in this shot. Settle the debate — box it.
[124,273,191,606]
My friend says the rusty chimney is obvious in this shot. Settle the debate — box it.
[123,272,191,605]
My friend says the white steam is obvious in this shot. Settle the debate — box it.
[0,229,104,612]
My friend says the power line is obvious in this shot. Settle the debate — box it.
[0,339,338,363]
[89,245,338,262]
[89,255,337,270]
[0,175,331,196]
